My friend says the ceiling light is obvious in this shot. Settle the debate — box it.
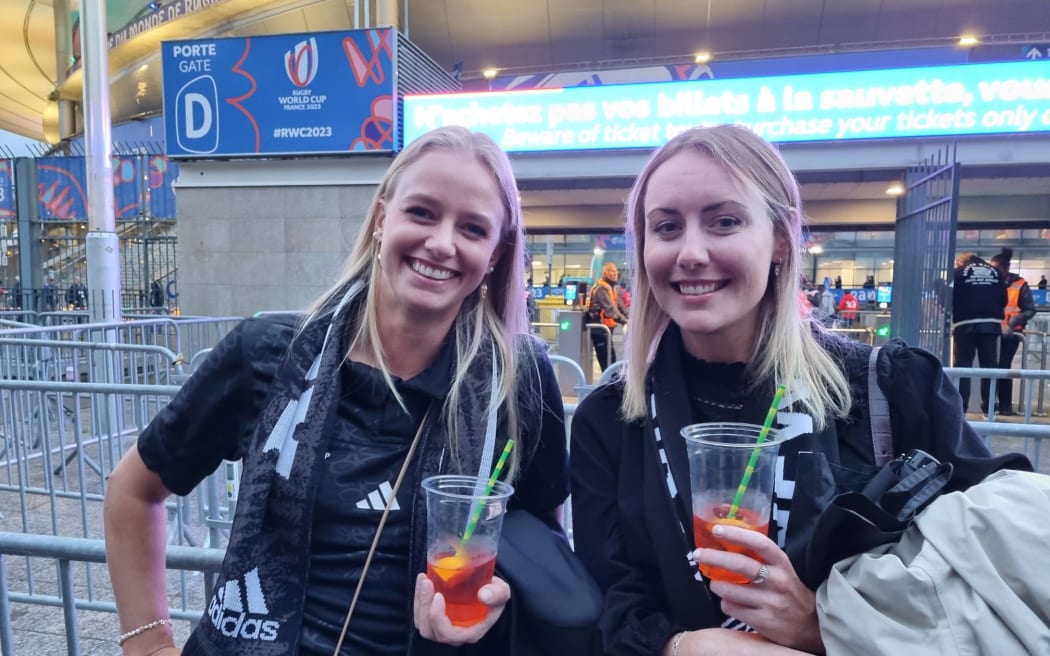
[694,51,712,64]
[958,35,979,47]
[808,245,824,255]
[886,184,905,196]
[482,68,498,80]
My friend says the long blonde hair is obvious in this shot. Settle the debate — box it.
[620,124,851,427]
[306,126,532,479]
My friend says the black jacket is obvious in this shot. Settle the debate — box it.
[569,330,1029,656]
[952,256,1005,334]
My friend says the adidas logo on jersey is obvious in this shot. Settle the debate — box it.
[207,567,281,641]
[356,480,400,511]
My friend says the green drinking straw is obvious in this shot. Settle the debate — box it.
[726,384,787,520]
[460,439,516,546]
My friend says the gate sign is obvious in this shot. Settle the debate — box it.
[0,160,13,219]
[404,59,1050,151]
[162,29,395,158]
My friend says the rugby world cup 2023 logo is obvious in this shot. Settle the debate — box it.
[284,38,319,87]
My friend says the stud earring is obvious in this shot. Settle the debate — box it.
[773,262,781,277]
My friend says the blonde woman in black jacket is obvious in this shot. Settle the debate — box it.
[570,125,1029,656]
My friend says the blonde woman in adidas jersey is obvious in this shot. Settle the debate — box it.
[569,124,1028,656]
[104,126,568,656]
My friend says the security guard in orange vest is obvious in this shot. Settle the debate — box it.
[587,262,629,371]
[991,248,1036,415]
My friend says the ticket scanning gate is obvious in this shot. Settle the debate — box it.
[553,309,595,393]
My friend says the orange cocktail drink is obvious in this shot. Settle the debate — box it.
[426,540,498,626]
[682,423,783,584]
[692,504,769,583]
[421,475,513,628]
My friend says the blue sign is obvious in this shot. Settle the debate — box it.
[148,156,179,219]
[162,29,396,158]
[37,157,87,219]
[37,157,161,220]
[112,156,143,219]
[405,59,1050,152]
[0,160,13,219]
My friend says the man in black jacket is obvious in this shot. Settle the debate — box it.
[951,253,1006,414]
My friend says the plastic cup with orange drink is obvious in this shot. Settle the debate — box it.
[421,474,514,626]
[682,422,784,584]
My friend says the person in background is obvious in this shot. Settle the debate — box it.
[569,124,1028,656]
[104,126,568,656]
[587,261,629,371]
[817,284,836,323]
[990,248,1036,416]
[833,275,842,289]
[526,286,540,324]
[837,289,860,327]
[67,276,88,310]
[862,275,875,289]
[149,281,165,309]
[952,252,1006,415]
[43,277,57,312]
[1038,274,1047,290]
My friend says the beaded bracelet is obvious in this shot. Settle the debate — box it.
[670,631,687,656]
[116,618,173,646]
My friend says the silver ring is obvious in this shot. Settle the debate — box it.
[751,564,770,585]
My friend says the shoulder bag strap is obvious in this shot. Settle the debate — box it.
[332,406,432,655]
[867,346,893,467]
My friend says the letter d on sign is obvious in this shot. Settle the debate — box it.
[185,93,212,138]
[176,75,220,154]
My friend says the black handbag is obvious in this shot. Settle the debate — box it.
[496,510,602,655]
[802,449,953,590]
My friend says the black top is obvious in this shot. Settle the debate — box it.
[299,352,452,654]
[569,331,1031,656]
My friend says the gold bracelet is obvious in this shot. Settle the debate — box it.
[116,619,173,646]
[671,631,687,656]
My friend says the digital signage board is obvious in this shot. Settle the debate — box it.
[162,29,395,157]
[404,59,1050,151]
[0,160,13,219]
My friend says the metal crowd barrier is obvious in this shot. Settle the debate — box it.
[0,316,241,373]
[0,376,239,655]
[829,326,876,345]
[943,366,1050,468]
[0,533,223,656]
[584,323,613,372]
